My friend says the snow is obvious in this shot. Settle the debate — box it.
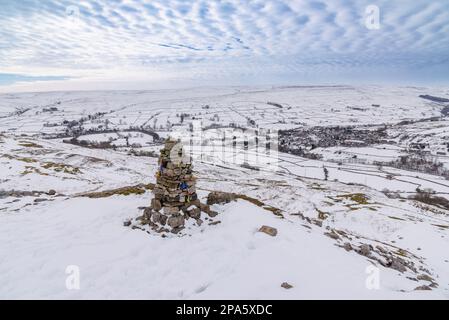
[1,85,449,299]
[0,196,444,300]
[0,85,446,136]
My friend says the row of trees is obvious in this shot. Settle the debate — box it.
[375,154,449,180]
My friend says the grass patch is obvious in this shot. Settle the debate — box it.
[395,249,408,257]
[80,184,154,198]
[1,154,37,163]
[41,162,81,175]
[337,193,370,205]
[234,194,283,218]
[18,141,43,148]
[21,166,49,176]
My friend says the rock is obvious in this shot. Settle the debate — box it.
[143,207,153,220]
[206,191,236,206]
[33,198,47,203]
[47,189,56,196]
[151,198,162,211]
[388,257,407,273]
[152,212,167,225]
[164,206,179,215]
[375,245,388,254]
[171,226,185,234]
[195,218,203,226]
[206,210,219,218]
[136,137,220,233]
[151,212,160,223]
[123,220,132,227]
[199,202,211,213]
[167,215,185,229]
[414,285,432,291]
[187,207,201,219]
[157,227,170,233]
[358,244,372,257]
[258,225,278,237]
[190,199,201,207]
[343,242,353,252]
[281,282,293,289]
[324,231,339,240]
[145,138,207,232]
[417,274,434,282]
[208,221,221,226]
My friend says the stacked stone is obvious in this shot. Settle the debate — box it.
[142,137,217,233]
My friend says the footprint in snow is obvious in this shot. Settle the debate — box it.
[194,283,210,294]
[246,242,256,250]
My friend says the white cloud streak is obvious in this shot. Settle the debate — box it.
[0,0,448,90]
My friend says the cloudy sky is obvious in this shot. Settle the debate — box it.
[1,0,449,91]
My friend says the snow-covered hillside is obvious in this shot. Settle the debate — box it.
[1,86,449,299]
[0,85,446,136]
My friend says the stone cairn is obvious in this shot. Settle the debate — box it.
[139,137,218,234]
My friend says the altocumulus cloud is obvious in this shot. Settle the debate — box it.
[0,0,449,90]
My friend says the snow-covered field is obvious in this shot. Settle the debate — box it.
[0,85,446,136]
[1,86,449,299]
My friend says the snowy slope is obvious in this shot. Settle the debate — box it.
[0,194,445,300]
[1,86,449,299]
[0,133,448,299]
